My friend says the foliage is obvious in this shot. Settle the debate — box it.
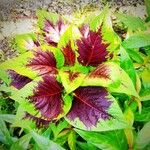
[0,2,150,149]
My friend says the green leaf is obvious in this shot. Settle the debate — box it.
[124,107,134,149]
[55,129,70,146]
[75,129,128,150]
[58,25,81,49]
[140,88,150,101]
[135,107,150,122]
[0,51,37,79]
[102,11,121,52]
[141,67,150,88]
[41,45,65,69]
[77,142,98,150]
[0,70,11,85]
[68,130,76,150]
[144,46,150,56]
[90,6,108,31]
[62,95,72,116]
[0,118,13,145]
[0,84,17,93]
[56,94,72,120]
[10,77,41,117]
[0,114,15,123]
[126,49,144,64]
[82,62,138,97]
[64,11,85,26]
[122,33,150,49]
[135,121,150,149]
[50,120,69,139]
[32,131,65,150]
[116,13,146,31]
[120,46,136,86]
[10,134,32,150]
[12,106,36,130]
[136,73,142,94]
[15,33,37,53]
[66,94,128,132]
[59,70,86,93]
[82,62,120,87]
[36,10,59,29]
[108,73,138,98]
[145,0,150,22]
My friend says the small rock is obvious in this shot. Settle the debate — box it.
[23,10,31,17]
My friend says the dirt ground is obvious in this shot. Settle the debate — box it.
[0,0,145,21]
[0,0,146,61]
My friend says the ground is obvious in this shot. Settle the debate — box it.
[0,0,146,61]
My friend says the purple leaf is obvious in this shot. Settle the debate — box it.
[67,71,80,82]
[76,25,109,66]
[44,19,68,46]
[8,70,32,89]
[25,112,50,127]
[67,87,112,127]
[88,63,111,79]
[62,42,76,66]
[29,75,63,120]
[27,50,57,75]
[15,33,40,53]
[82,62,124,87]
[24,39,40,51]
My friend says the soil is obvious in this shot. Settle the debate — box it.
[0,0,146,61]
[0,0,145,21]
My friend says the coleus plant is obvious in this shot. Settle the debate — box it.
[0,9,140,131]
